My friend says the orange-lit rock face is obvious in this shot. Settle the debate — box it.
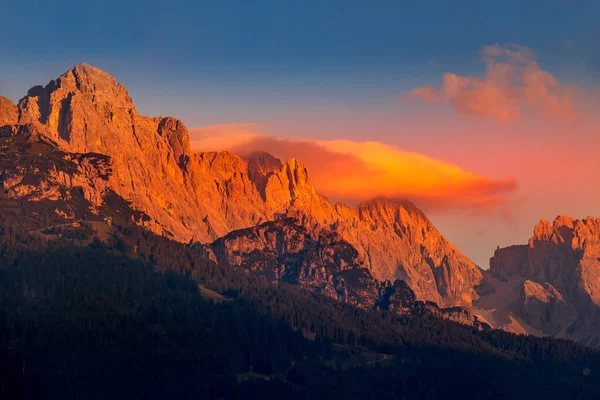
[489,245,528,281]
[14,64,271,241]
[526,216,600,304]
[284,196,482,306]
[483,216,600,348]
[3,63,483,307]
[0,96,18,136]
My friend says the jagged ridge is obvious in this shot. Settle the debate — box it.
[0,63,483,307]
[477,216,600,348]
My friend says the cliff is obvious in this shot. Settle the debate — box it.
[477,216,600,348]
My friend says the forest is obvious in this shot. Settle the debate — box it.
[0,212,599,399]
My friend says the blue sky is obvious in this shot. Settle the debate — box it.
[2,0,598,127]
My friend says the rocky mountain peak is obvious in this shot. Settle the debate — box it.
[69,62,133,106]
[261,157,316,210]
[281,158,315,196]
[247,151,284,198]
[0,96,17,120]
[532,218,552,237]
[16,63,138,153]
[492,215,600,282]
[553,215,577,228]
[528,215,600,252]
[73,62,104,73]
[0,63,485,309]
[483,215,600,347]
[284,194,483,307]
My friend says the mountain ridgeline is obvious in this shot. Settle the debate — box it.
[475,216,600,349]
[0,63,482,308]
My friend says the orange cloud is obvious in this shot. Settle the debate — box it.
[189,125,517,212]
[406,44,576,121]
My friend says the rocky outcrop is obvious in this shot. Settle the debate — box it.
[377,280,417,314]
[11,65,324,242]
[0,136,108,205]
[207,218,382,308]
[285,196,482,306]
[205,218,478,325]
[519,280,577,335]
[246,151,283,199]
[16,64,197,237]
[0,135,146,226]
[489,245,528,281]
[0,96,18,136]
[1,63,482,307]
[506,216,600,307]
[478,216,600,348]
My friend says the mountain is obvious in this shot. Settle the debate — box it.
[475,216,600,348]
[203,218,482,326]
[0,131,476,326]
[3,63,600,398]
[206,218,383,308]
[1,63,482,307]
[284,196,482,306]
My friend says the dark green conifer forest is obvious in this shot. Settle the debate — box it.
[0,213,599,399]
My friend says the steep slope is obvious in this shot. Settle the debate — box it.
[0,135,146,226]
[475,216,600,348]
[247,151,482,306]
[206,218,381,308]
[2,63,482,306]
[204,218,482,325]
[0,144,476,327]
[284,196,482,306]
[14,63,270,240]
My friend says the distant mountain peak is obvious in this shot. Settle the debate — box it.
[483,214,600,347]
[72,62,102,72]
[68,62,119,86]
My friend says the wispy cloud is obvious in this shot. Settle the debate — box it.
[188,124,517,212]
[403,44,577,121]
